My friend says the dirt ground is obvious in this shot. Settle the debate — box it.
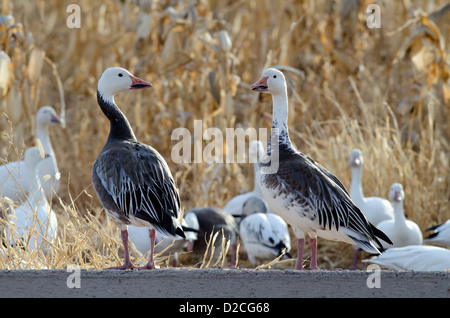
[0,269,448,298]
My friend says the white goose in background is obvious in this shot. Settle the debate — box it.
[224,140,268,220]
[363,245,450,271]
[128,213,199,266]
[239,197,292,267]
[0,106,61,202]
[251,68,392,270]
[348,148,394,268]
[349,149,394,224]
[6,147,58,251]
[376,183,423,249]
[424,219,450,247]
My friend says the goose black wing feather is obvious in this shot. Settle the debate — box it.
[93,141,184,238]
[265,149,388,247]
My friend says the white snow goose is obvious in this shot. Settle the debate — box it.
[224,140,267,219]
[239,196,292,267]
[0,106,61,202]
[424,219,450,247]
[6,147,58,251]
[251,68,392,270]
[349,148,394,268]
[376,183,423,249]
[363,245,450,271]
[92,67,185,270]
[128,213,200,267]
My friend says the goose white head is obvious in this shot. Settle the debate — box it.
[97,67,152,97]
[251,68,286,95]
[349,148,363,168]
[389,183,405,203]
[37,106,61,125]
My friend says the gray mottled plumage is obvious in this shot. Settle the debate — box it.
[92,67,184,269]
[185,207,238,265]
[92,140,183,237]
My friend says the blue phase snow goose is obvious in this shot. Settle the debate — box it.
[251,68,392,270]
[92,67,185,270]
[424,219,450,247]
[0,106,61,202]
[184,206,238,267]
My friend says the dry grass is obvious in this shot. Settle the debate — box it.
[0,0,449,270]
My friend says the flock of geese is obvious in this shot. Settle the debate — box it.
[0,67,449,271]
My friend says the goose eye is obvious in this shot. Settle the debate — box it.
[118,73,123,77]
[273,75,277,78]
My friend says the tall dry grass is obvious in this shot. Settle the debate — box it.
[0,0,449,269]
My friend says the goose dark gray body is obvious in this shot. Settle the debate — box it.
[252,68,392,269]
[92,140,183,237]
[92,67,184,270]
[260,142,390,252]
[185,207,238,266]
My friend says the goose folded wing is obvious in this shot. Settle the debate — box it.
[273,152,375,237]
[96,144,181,233]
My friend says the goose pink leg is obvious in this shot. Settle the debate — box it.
[107,229,135,270]
[309,237,319,270]
[295,238,305,270]
[138,228,157,270]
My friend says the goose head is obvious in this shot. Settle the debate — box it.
[251,68,286,96]
[242,196,267,217]
[36,106,61,126]
[349,148,363,168]
[97,67,152,98]
[389,183,405,203]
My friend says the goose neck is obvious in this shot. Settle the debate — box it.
[349,167,364,202]
[270,92,291,147]
[97,90,137,142]
[392,201,407,225]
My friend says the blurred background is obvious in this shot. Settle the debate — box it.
[0,0,448,269]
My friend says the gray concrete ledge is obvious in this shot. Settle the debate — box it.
[0,269,448,298]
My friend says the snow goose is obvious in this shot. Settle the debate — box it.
[184,206,238,266]
[128,213,199,266]
[239,196,291,267]
[363,245,450,271]
[92,67,185,270]
[349,149,394,224]
[0,106,61,202]
[224,140,267,219]
[376,183,423,249]
[349,148,394,268]
[251,68,392,270]
[6,147,58,251]
[424,220,450,247]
